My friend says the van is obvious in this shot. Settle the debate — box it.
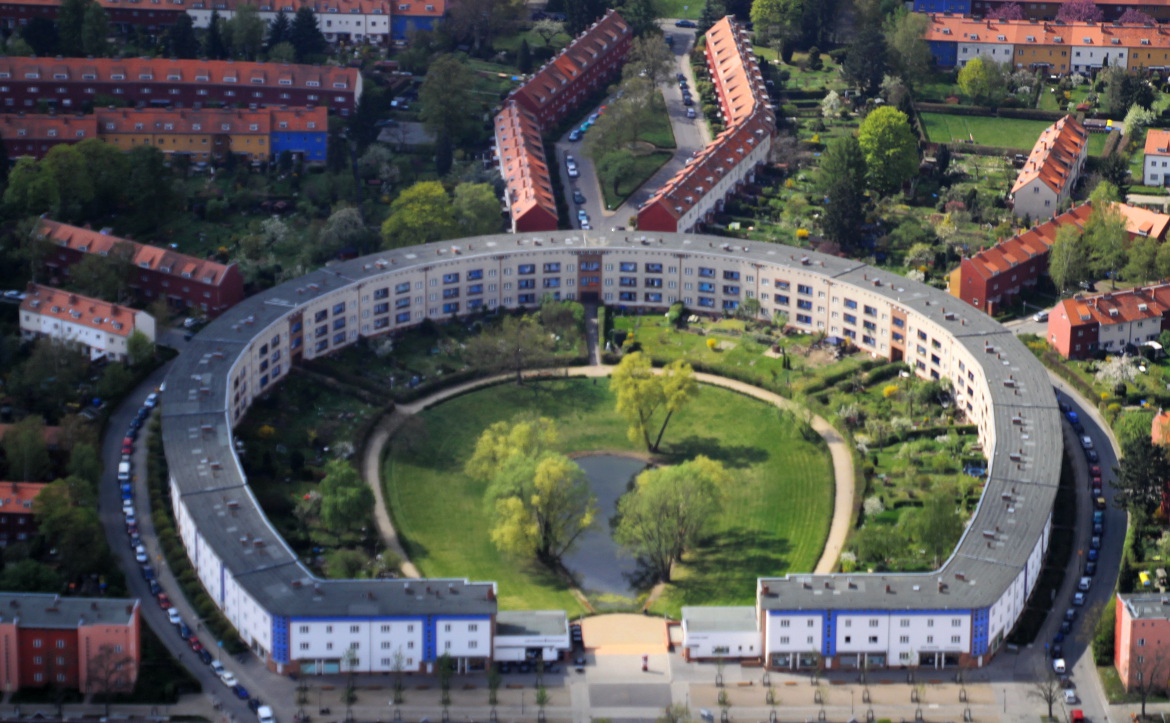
[257,705,275,723]
[117,461,131,482]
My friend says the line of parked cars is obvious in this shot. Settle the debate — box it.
[1050,400,1108,696]
[122,386,267,718]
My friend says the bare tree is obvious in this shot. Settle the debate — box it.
[1030,667,1062,720]
[1129,646,1170,718]
[86,644,134,716]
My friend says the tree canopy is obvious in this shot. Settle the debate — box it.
[614,456,728,582]
[857,106,919,196]
[380,181,458,248]
[612,352,699,453]
[318,459,374,541]
[816,135,868,249]
[464,314,557,383]
[1114,435,1170,513]
[419,55,481,147]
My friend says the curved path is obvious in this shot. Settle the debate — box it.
[359,365,855,580]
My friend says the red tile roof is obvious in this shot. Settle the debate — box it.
[1011,115,1088,195]
[495,101,556,229]
[35,219,235,288]
[924,14,1170,48]
[1056,281,1170,329]
[0,115,97,144]
[0,57,357,93]
[390,0,443,17]
[0,483,46,515]
[509,9,630,115]
[641,16,774,225]
[189,0,394,13]
[1146,129,1170,157]
[20,284,144,339]
[93,106,326,135]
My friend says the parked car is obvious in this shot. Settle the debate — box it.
[1064,690,1078,704]
[1085,561,1097,576]
[567,166,580,178]
[179,622,192,639]
[258,704,276,723]
[568,130,582,141]
[1080,436,1093,449]
[682,97,694,106]
[233,685,250,700]
[1066,411,1079,424]
[572,190,586,204]
[220,671,239,687]
[1085,449,1099,463]
[1064,608,1076,622]
[211,660,226,676]
[135,545,148,564]
[686,108,697,119]
[148,578,161,595]
[674,19,697,27]
[144,392,159,409]
[1032,310,1049,322]
[190,638,204,652]
[1078,576,1092,592]
[1073,592,1086,606]
[199,648,213,665]
[1053,658,1067,674]
[157,593,172,609]
[167,608,182,625]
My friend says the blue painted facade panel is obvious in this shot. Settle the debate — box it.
[271,131,327,162]
[391,16,436,40]
[929,39,959,67]
[914,0,971,12]
[272,616,291,664]
[971,608,990,656]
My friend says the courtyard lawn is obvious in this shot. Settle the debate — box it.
[921,113,1055,150]
[598,150,673,211]
[382,378,834,617]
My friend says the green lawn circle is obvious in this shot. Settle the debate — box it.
[381,377,834,618]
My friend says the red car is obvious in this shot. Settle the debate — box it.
[157,593,172,609]
[122,437,134,448]
[189,638,204,652]
[121,444,133,455]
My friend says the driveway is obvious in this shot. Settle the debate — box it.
[554,20,711,231]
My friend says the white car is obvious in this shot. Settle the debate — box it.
[1053,658,1067,674]
[257,705,275,723]
[167,608,182,625]
[135,545,148,564]
[1081,436,1093,449]
[1032,310,1049,322]
[1064,689,1078,704]
[122,502,135,516]
[144,392,159,409]
[1078,576,1092,592]
[1073,592,1086,606]
[210,660,226,676]
[220,671,238,687]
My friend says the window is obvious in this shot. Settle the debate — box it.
[442,273,459,284]
[646,263,663,273]
[33,640,42,648]
[899,635,909,643]
[620,262,637,272]
[780,620,790,628]
[951,619,962,627]
[543,263,561,273]
[350,625,360,633]
[518,264,535,275]
[844,299,857,309]
[798,284,812,295]
[950,635,961,644]
[699,267,715,277]
[868,636,878,643]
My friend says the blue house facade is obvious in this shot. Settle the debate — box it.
[272,130,327,162]
[929,38,959,67]
[914,0,972,13]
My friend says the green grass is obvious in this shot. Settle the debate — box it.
[640,92,678,150]
[921,113,1056,150]
[598,151,673,210]
[657,0,701,20]
[382,378,834,617]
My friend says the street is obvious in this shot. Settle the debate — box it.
[554,21,712,232]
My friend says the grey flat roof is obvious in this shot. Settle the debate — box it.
[1121,593,1170,620]
[682,606,758,633]
[495,610,569,637]
[0,594,137,628]
[162,231,1059,621]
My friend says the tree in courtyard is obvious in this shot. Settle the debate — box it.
[289,7,327,62]
[750,0,803,50]
[166,13,200,58]
[87,644,135,716]
[1102,67,1155,117]
[390,649,407,704]
[908,487,963,567]
[465,314,557,384]
[532,18,564,48]
[445,0,524,52]
[1119,8,1156,23]
[1047,224,1092,294]
[842,26,889,97]
[957,57,994,105]
[205,10,228,59]
[697,0,726,35]
[81,1,110,57]
[884,10,934,89]
[318,206,374,262]
[4,415,49,482]
[1085,198,1130,281]
[57,0,90,55]
[1056,0,1103,22]
[127,330,155,368]
[615,456,728,583]
[380,181,458,249]
[266,10,290,49]
[419,55,481,148]
[318,459,374,542]
[228,4,266,60]
[453,183,503,237]
[1113,435,1170,513]
[856,106,918,196]
[816,135,867,249]
[623,35,676,89]
[612,352,700,453]
[67,443,102,489]
[995,2,1025,19]
[467,419,596,566]
[33,478,107,578]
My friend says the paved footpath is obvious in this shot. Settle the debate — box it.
[359,365,856,579]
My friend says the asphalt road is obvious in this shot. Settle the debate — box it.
[554,20,711,231]
[100,360,258,723]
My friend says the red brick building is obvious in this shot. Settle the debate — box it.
[35,219,245,317]
[0,57,361,115]
[494,101,557,233]
[0,114,97,160]
[0,482,45,546]
[0,0,184,32]
[637,16,775,233]
[0,594,140,693]
[948,202,1170,315]
[506,9,631,128]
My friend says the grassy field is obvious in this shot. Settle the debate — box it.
[382,378,834,617]
[921,113,1055,150]
[598,150,673,210]
[657,0,701,20]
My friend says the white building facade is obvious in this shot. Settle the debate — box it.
[19,285,155,361]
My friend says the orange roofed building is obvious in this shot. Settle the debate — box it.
[0,115,97,161]
[1047,281,1170,359]
[34,219,246,317]
[19,285,156,362]
[637,16,775,234]
[949,202,1169,315]
[0,482,45,546]
[506,10,631,128]
[494,102,557,233]
[1011,115,1088,221]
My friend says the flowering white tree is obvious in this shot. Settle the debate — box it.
[821,90,842,118]
[1095,354,1141,386]
[863,496,885,517]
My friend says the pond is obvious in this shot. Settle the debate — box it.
[561,454,649,598]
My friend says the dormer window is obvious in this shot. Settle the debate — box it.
[139,261,151,269]
[47,129,57,137]
[16,129,26,137]
[279,78,293,85]
[139,73,153,80]
[1083,37,1092,43]
[75,130,85,137]
[168,73,181,80]
[306,80,320,87]
[333,81,347,88]
[279,122,288,129]
[181,271,192,279]
[251,77,264,84]
[249,124,259,131]
[111,73,125,80]
[164,123,174,130]
[1143,38,1152,45]
[82,73,96,80]
[306,122,317,129]
[221,123,231,131]
[195,74,209,81]
[425,3,433,9]
[53,73,67,80]
[224,76,237,83]
[24,72,39,79]
[134,123,144,130]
